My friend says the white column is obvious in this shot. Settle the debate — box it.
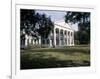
[71,32,73,46]
[32,39,34,45]
[70,32,72,46]
[49,33,52,47]
[59,29,61,46]
[29,36,32,44]
[53,28,56,47]
[69,32,71,46]
[38,37,41,45]
[25,39,28,47]
[67,31,69,46]
[25,34,28,47]
[49,39,52,47]
[72,32,74,46]
[63,30,66,46]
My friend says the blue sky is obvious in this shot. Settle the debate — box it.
[36,10,78,31]
[36,10,66,22]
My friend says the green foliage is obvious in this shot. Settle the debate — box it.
[65,11,90,24]
[65,11,90,44]
[74,31,80,45]
[20,9,38,35]
[36,14,54,39]
[20,9,54,39]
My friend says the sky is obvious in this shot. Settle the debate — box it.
[36,10,78,31]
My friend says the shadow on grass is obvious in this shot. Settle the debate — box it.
[22,46,90,54]
[21,53,90,69]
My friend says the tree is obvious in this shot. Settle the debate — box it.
[20,9,54,43]
[65,11,90,44]
[74,31,80,45]
[20,9,40,36]
[37,14,54,39]
[35,14,54,46]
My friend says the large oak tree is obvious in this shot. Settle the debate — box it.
[65,11,90,44]
[20,9,54,42]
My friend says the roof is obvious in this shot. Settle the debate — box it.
[54,20,73,30]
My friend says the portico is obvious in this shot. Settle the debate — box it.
[50,21,74,47]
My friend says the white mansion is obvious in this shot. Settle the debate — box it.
[21,21,74,48]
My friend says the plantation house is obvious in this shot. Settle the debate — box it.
[21,21,74,48]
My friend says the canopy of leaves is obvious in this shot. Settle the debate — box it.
[65,11,90,24]
[65,11,90,44]
[36,14,54,38]
[20,9,54,39]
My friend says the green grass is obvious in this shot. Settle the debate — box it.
[21,45,90,69]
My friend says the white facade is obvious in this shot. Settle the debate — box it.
[21,21,74,48]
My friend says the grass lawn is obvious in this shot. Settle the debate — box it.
[21,45,90,69]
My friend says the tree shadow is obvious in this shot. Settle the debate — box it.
[20,53,90,69]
